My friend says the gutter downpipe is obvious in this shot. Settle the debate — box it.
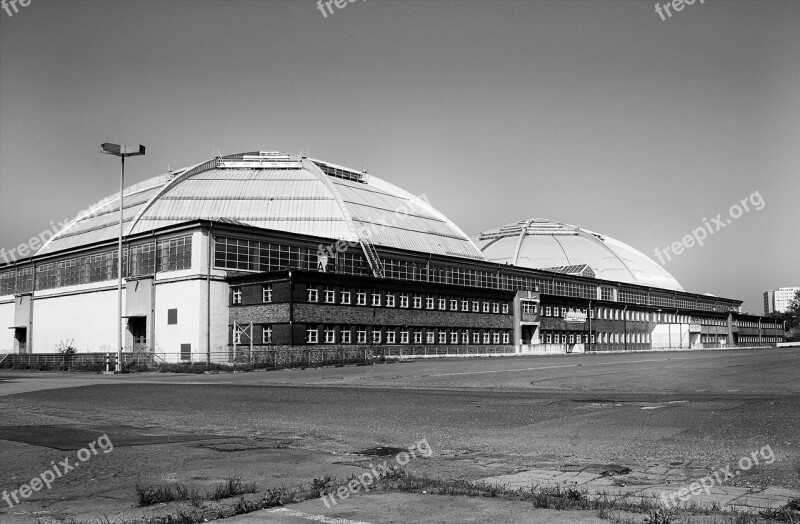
[207,222,212,365]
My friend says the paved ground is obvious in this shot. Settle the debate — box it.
[0,347,798,523]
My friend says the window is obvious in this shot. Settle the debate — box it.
[546,334,552,343]
[438,331,447,344]
[372,291,381,306]
[357,290,366,306]
[324,287,335,304]
[307,288,318,302]
[306,327,318,344]
[372,330,382,343]
[180,343,191,361]
[262,285,272,303]
[502,303,509,314]
[493,302,500,313]
[341,329,352,344]
[413,295,422,309]
[426,297,434,309]
[168,308,178,325]
[560,307,567,317]
[493,332,500,344]
[233,327,243,344]
[569,334,575,344]
[400,294,409,308]
[483,332,490,344]
[450,299,458,310]
[545,306,551,316]
[502,332,509,344]
[461,300,469,311]
[386,331,396,344]
[232,288,242,305]
[483,302,490,313]
[590,308,595,319]
[472,332,480,344]
[438,298,446,310]
[324,327,335,343]
[341,290,351,304]
[386,294,396,307]
[427,331,435,344]
[262,326,272,344]
[461,331,468,344]
[401,331,409,344]
[591,333,595,344]
[414,331,422,344]
[357,329,367,344]
[450,331,458,344]
[472,301,479,312]
[554,334,560,344]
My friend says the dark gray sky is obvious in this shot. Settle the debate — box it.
[1,0,798,313]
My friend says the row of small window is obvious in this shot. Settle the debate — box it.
[305,287,510,313]
[541,306,690,324]
[304,326,511,345]
[702,335,728,343]
[542,332,651,344]
[231,285,273,304]
[694,318,727,326]
[735,320,761,328]
[738,336,780,343]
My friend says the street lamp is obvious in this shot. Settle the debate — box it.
[101,143,145,371]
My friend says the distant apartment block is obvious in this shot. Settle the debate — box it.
[764,287,800,315]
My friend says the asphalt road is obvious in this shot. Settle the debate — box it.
[0,348,798,523]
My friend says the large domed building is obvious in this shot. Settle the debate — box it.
[0,151,782,359]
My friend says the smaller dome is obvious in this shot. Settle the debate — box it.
[473,218,684,292]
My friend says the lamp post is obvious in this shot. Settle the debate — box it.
[101,143,145,371]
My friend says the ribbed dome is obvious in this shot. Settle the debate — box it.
[37,152,486,260]
[473,218,684,291]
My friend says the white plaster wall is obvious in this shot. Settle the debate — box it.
[32,288,120,353]
[154,279,203,357]
[0,300,15,351]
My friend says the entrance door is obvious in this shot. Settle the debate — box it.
[128,318,147,351]
[14,328,27,354]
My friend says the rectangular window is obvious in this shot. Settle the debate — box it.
[492,302,500,313]
[324,327,336,343]
[427,331,435,344]
[560,307,567,317]
[472,332,479,344]
[167,308,178,325]
[461,331,468,344]
[493,332,500,344]
[372,330,381,343]
[503,332,509,344]
[307,288,318,302]
[357,329,367,344]
[439,298,446,310]
[591,333,595,344]
[546,334,552,344]
[306,328,318,344]
[461,300,469,311]
[472,301,479,312]
[233,326,243,344]
[450,331,458,344]
[262,285,272,303]
[545,306,551,316]
[356,290,367,305]
[414,331,422,344]
[426,297,434,309]
[569,334,575,344]
[324,287,335,304]
[386,294,396,307]
[413,295,422,309]
[262,326,272,344]
[401,331,409,344]
[341,290,351,304]
[450,299,458,310]
[438,331,447,344]
[482,302,490,313]
[400,294,409,308]
[180,343,191,361]
[232,288,242,305]
[372,291,381,306]
[341,329,352,344]
[483,333,490,344]
[386,331,396,344]
[502,303,509,314]
[554,334,560,344]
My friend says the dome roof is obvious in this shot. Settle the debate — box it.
[37,152,486,260]
[474,219,684,291]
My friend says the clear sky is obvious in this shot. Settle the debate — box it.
[1,0,798,313]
